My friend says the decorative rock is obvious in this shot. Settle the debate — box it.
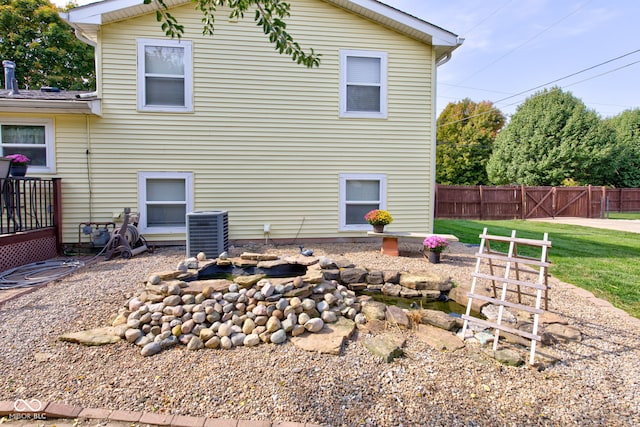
[197,252,207,261]
[199,328,215,341]
[181,319,195,334]
[291,324,306,336]
[354,313,367,324]
[400,272,452,291]
[298,313,311,325]
[316,301,329,313]
[192,312,207,324]
[187,336,204,350]
[218,323,232,337]
[59,327,122,346]
[415,324,465,351]
[270,329,287,344]
[148,274,161,286]
[163,295,182,306]
[363,333,405,362]
[339,268,368,284]
[220,336,233,349]
[488,347,524,366]
[252,305,268,316]
[385,305,409,328]
[301,299,316,311]
[141,342,162,357]
[545,323,582,341]
[291,317,355,355]
[125,328,142,343]
[361,301,387,321]
[482,304,517,323]
[304,317,324,333]
[205,336,221,349]
[418,309,459,331]
[244,334,260,347]
[242,318,256,335]
[321,310,338,323]
[235,274,267,288]
[275,298,288,311]
[266,316,282,333]
[230,333,246,347]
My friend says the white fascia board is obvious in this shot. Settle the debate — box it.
[65,0,146,24]
[0,99,102,115]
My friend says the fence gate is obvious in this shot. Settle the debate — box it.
[461,228,552,365]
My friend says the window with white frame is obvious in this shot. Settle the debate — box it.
[339,173,387,230]
[0,119,54,173]
[340,49,387,118]
[137,38,193,112]
[138,172,193,234]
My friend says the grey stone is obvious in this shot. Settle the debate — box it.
[291,317,355,355]
[163,295,182,306]
[415,324,465,351]
[244,333,260,346]
[385,305,409,328]
[230,333,246,347]
[141,342,162,357]
[187,336,204,350]
[419,309,459,331]
[361,301,387,321]
[399,272,451,291]
[125,328,142,343]
[304,317,324,332]
[270,329,287,344]
[340,268,368,284]
[363,333,405,362]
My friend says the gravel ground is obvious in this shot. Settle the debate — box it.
[1,241,639,426]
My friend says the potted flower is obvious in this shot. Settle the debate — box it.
[5,153,30,177]
[423,235,448,263]
[364,209,393,233]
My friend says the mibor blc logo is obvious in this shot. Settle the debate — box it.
[11,399,46,420]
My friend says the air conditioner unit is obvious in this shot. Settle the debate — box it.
[186,210,229,258]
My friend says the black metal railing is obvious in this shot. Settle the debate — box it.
[1,177,56,235]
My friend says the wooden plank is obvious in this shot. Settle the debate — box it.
[461,315,541,341]
[478,233,552,247]
[367,231,459,241]
[475,252,550,267]
[467,292,544,314]
[471,272,547,290]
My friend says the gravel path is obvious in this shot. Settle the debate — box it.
[1,241,639,426]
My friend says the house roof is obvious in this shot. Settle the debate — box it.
[61,0,463,61]
[0,89,101,115]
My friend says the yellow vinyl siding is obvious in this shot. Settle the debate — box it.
[57,0,435,243]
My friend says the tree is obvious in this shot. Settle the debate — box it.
[0,0,95,90]
[603,109,640,187]
[436,99,505,185]
[148,0,320,68]
[486,87,619,186]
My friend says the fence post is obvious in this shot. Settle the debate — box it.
[52,178,63,255]
[587,185,592,218]
[521,184,526,219]
[479,185,484,220]
[551,187,557,218]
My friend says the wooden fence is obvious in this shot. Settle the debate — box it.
[435,185,640,220]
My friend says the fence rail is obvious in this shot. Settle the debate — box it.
[1,177,59,235]
[435,184,640,220]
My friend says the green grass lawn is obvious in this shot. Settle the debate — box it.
[606,212,640,220]
[434,219,640,318]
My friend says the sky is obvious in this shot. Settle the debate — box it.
[383,0,640,119]
[56,0,640,119]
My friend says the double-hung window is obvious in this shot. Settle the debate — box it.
[340,49,387,118]
[0,119,54,173]
[138,172,193,234]
[339,173,387,230]
[137,38,193,112]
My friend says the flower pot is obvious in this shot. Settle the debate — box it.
[10,164,27,177]
[373,224,385,233]
[427,250,441,264]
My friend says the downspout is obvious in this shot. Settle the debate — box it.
[85,115,93,222]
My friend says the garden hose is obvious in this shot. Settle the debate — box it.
[0,259,85,290]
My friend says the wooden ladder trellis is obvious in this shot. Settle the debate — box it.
[461,228,552,365]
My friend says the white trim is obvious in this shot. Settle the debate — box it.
[137,38,193,113]
[339,173,387,231]
[0,118,55,174]
[339,49,387,119]
[138,171,193,234]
